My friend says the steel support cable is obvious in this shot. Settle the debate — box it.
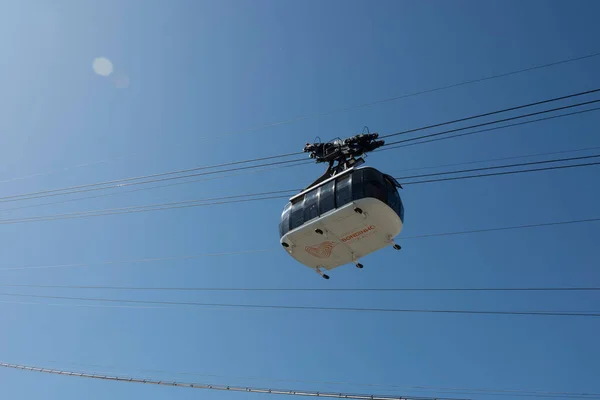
[395,154,600,181]
[2,130,599,217]
[0,362,457,400]
[1,157,599,226]
[9,360,600,400]
[0,159,313,214]
[4,105,597,215]
[379,87,600,139]
[0,193,297,226]
[210,51,600,139]
[0,292,599,317]
[399,161,600,186]
[2,283,600,293]
[2,89,599,206]
[0,151,304,201]
[380,106,600,153]
[383,98,600,147]
[0,157,307,205]
[390,145,600,174]
[3,52,598,188]
[0,217,598,272]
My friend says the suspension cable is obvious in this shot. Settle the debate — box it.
[0,362,459,400]
[380,87,600,139]
[1,292,599,318]
[1,88,599,206]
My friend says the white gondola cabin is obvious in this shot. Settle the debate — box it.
[279,165,404,279]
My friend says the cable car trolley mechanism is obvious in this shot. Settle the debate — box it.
[279,132,404,279]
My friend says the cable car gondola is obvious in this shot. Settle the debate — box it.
[279,133,404,279]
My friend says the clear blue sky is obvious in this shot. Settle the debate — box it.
[0,0,599,399]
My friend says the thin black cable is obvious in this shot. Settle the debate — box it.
[381,106,600,152]
[384,98,600,146]
[0,158,306,204]
[4,51,597,189]
[2,283,599,292]
[5,106,597,214]
[0,292,598,317]
[0,194,297,226]
[0,362,459,400]
[396,154,600,181]
[399,161,600,185]
[27,359,600,400]
[390,145,600,174]
[2,89,599,205]
[380,87,600,139]
[0,160,313,214]
[0,154,304,202]
[1,159,599,226]
[216,51,600,137]
[401,218,600,240]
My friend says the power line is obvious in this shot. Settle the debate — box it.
[0,154,598,226]
[0,217,597,273]
[383,98,600,147]
[381,106,600,152]
[4,51,597,189]
[380,88,600,139]
[400,160,600,185]
[5,105,596,215]
[396,154,600,181]
[2,283,599,292]
[390,146,600,174]
[2,87,598,207]
[0,292,599,318]
[0,362,458,400]
[0,158,307,205]
[0,159,311,214]
[31,359,600,400]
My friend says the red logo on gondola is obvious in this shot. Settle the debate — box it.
[305,241,338,259]
[341,225,376,242]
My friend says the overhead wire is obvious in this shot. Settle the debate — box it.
[379,87,600,139]
[2,87,599,207]
[23,360,600,399]
[0,153,598,226]
[28,359,600,400]
[0,157,307,205]
[209,50,600,139]
[383,98,600,147]
[0,362,457,400]
[399,160,600,186]
[390,145,600,174]
[0,292,599,318]
[2,283,600,293]
[0,159,312,214]
[3,104,597,215]
[3,51,598,189]
[396,153,600,181]
[381,106,600,152]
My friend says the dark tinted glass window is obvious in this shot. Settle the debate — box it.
[279,202,292,237]
[351,169,364,200]
[318,180,335,215]
[384,176,404,222]
[363,168,386,202]
[304,190,319,222]
[386,181,400,215]
[335,174,352,207]
[399,197,404,222]
[289,197,305,230]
